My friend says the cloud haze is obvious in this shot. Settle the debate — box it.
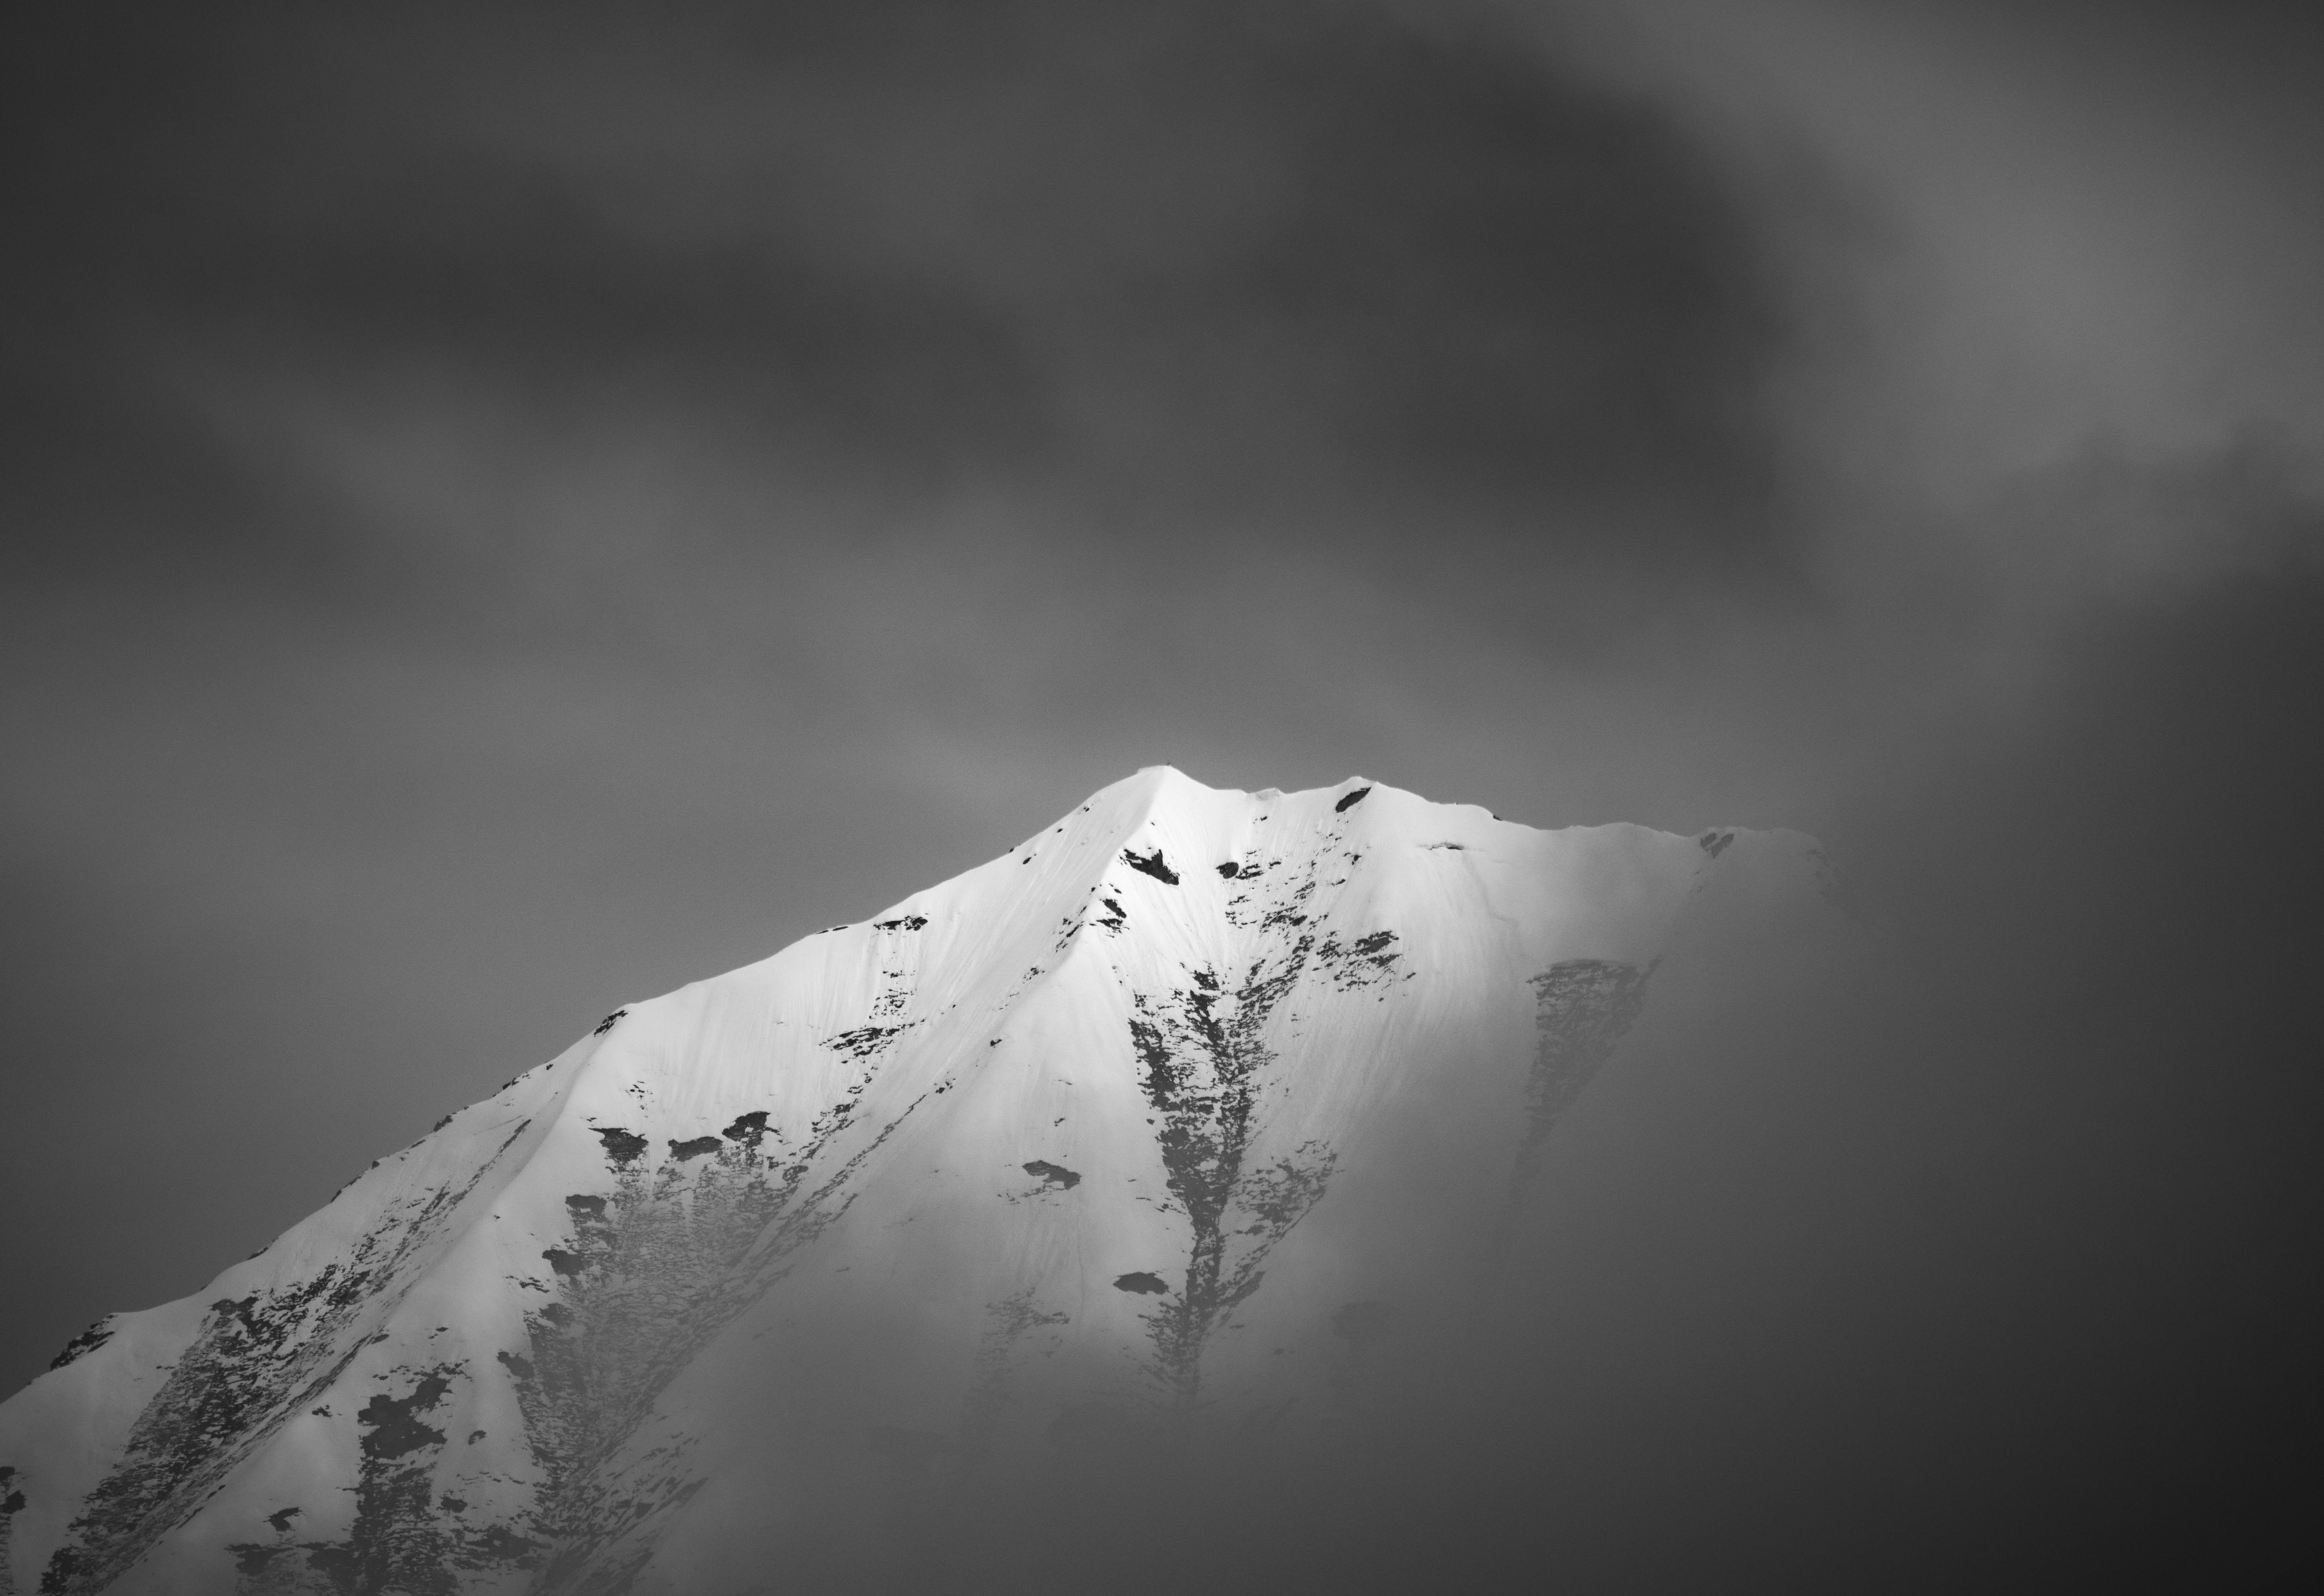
[3,0,2318,1582]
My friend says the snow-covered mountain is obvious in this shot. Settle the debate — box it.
[0,768,1848,1595]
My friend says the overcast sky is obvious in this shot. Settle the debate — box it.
[4,0,2319,1575]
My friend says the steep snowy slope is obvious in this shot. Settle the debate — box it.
[0,769,1847,1595]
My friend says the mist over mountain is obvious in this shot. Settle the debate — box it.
[4,772,1857,1593]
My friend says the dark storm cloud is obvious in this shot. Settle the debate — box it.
[5,0,1791,604]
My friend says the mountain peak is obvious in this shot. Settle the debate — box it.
[0,776,1843,1596]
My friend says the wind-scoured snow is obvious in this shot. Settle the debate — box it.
[0,769,1847,1595]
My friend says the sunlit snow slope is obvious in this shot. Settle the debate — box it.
[0,769,1847,1595]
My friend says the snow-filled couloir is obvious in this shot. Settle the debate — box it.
[0,768,1852,1595]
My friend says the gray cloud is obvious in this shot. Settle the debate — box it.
[6,0,1797,593]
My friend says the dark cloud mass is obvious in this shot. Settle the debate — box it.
[3,0,2320,1586]
[9,0,1787,561]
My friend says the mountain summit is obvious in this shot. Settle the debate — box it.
[0,769,1846,1594]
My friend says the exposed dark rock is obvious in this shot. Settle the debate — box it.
[36,1125,534,1594]
[1124,841,1348,1405]
[594,1128,649,1167]
[224,1543,285,1577]
[823,1024,908,1063]
[47,1321,112,1371]
[504,1075,933,1590]
[1021,1160,1081,1190]
[1122,847,1179,885]
[1113,1273,1169,1295]
[281,1363,550,1596]
[355,1376,452,1462]
[1313,928,1404,993]
[1335,786,1373,812]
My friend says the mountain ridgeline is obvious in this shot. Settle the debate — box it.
[0,770,1850,1594]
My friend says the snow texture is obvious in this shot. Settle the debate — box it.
[0,769,1845,1594]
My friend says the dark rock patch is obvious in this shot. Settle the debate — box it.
[594,1127,649,1166]
[355,1375,452,1462]
[47,1319,113,1370]
[871,914,929,932]
[1125,930,1341,1402]
[226,1543,287,1577]
[1023,1160,1081,1190]
[823,1023,907,1062]
[667,1136,723,1161]
[1312,928,1404,993]
[1113,1272,1170,1295]
[565,1194,607,1220]
[722,1110,770,1141]
[592,1009,627,1036]
[1122,847,1180,885]
[1335,786,1373,812]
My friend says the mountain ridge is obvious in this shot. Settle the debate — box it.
[1,768,1841,1595]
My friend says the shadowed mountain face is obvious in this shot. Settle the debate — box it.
[0,771,1851,1595]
